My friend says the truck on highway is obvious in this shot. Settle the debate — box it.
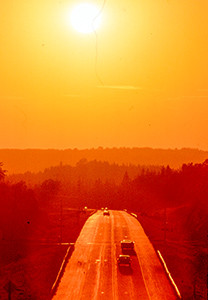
[120,239,135,251]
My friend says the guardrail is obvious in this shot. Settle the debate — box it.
[123,209,138,219]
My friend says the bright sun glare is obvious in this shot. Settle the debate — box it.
[70,3,102,34]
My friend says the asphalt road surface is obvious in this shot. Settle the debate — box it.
[53,210,178,299]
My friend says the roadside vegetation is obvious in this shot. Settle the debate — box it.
[0,166,94,299]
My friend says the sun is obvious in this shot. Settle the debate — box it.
[70,3,102,34]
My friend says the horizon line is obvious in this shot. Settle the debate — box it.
[0,146,207,152]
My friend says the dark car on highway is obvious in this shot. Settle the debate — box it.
[120,239,135,251]
[117,254,131,266]
[103,210,110,216]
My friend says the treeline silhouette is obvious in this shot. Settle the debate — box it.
[1,158,207,251]
[0,181,39,241]
[1,147,208,173]
[7,158,208,207]
[8,159,161,186]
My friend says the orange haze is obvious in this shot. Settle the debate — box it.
[0,0,208,149]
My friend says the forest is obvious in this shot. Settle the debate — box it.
[0,159,207,298]
[1,158,208,243]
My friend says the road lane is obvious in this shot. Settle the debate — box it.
[122,212,177,299]
[80,215,112,300]
[113,212,149,300]
[53,210,177,299]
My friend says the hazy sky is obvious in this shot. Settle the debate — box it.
[0,0,208,149]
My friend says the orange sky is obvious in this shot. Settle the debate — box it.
[0,0,208,149]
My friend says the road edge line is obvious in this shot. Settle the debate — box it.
[157,250,182,299]
[50,244,75,298]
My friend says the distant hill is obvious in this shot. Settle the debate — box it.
[0,147,208,174]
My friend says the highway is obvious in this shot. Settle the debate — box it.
[52,210,178,299]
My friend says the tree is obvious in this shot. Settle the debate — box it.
[121,171,130,187]
[39,179,61,205]
[0,162,6,180]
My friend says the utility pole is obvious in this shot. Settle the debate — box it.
[8,281,11,300]
[60,196,63,243]
[4,280,17,300]
[164,206,167,243]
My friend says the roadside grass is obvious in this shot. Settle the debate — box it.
[137,206,207,300]
[0,208,95,299]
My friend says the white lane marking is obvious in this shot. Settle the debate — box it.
[129,273,136,299]
[92,218,107,300]
[157,251,182,299]
[111,214,118,300]
[77,215,102,299]
[122,213,151,300]
[92,251,103,300]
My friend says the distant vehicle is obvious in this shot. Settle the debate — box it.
[101,207,104,210]
[103,210,110,216]
[117,254,131,266]
[120,239,135,250]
